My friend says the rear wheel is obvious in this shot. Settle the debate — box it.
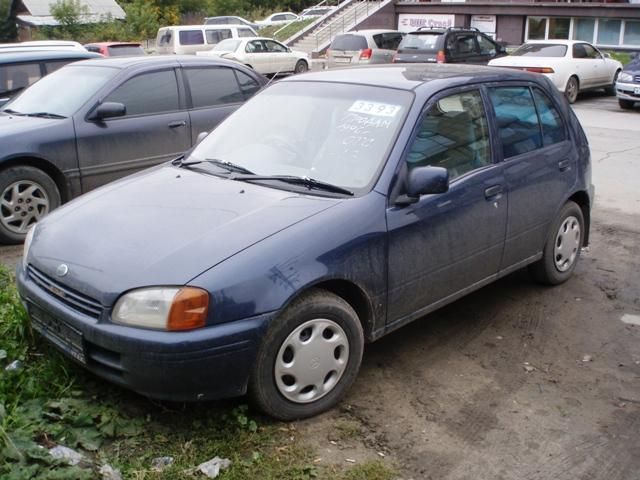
[605,69,620,95]
[0,166,61,244]
[294,60,308,74]
[619,98,635,110]
[564,76,579,104]
[249,289,364,420]
[529,201,584,285]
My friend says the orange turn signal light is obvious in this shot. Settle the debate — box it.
[167,287,209,331]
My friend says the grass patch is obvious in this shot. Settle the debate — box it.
[604,51,632,66]
[339,460,396,480]
[329,419,362,442]
[0,265,382,479]
[258,19,315,42]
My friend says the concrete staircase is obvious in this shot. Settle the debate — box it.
[286,0,389,56]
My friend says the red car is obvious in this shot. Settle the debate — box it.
[83,42,145,57]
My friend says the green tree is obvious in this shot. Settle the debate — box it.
[50,0,90,39]
[0,0,18,41]
[123,0,160,40]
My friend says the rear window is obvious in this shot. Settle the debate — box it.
[108,45,144,56]
[238,28,256,38]
[179,30,205,46]
[511,44,567,57]
[373,32,403,50]
[0,62,41,96]
[330,34,368,51]
[399,32,441,51]
[158,31,172,47]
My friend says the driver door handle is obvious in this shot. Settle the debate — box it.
[484,185,503,200]
[168,120,186,128]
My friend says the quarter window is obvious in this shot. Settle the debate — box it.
[406,90,491,181]
[235,70,260,98]
[105,70,179,116]
[489,87,542,158]
[184,68,244,108]
[532,89,566,146]
[179,30,204,46]
[206,29,231,44]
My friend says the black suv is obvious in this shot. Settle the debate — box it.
[393,27,506,65]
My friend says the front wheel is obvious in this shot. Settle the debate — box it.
[529,201,584,285]
[564,76,579,104]
[619,98,635,110]
[249,289,364,420]
[0,166,61,244]
[294,60,308,74]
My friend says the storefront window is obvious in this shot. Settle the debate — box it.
[528,17,547,40]
[597,19,622,45]
[548,18,570,39]
[623,20,640,46]
[573,18,595,42]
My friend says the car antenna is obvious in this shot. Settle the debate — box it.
[264,65,286,88]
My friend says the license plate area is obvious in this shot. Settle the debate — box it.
[334,57,351,63]
[29,303,86,364]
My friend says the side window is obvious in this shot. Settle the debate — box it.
[184,67,244,108]
[105,70,179,116]
[205,30,221,44]
[266,40,287,52]
[489,87,542,158]
[235,70,260,98]
[583,44,601,59]
[455,34,477,55]
[179,30,204,46]
[532,89,567,146]
[573,43,587,59]
[44,60,73,74]
[2,63,41,93]
[246,40,266,53]
[273,15,286,21]
[477,34,497,55]
[406,90,491,181]
[238,28,256,38]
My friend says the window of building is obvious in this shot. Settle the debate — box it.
[105,70,179,116]
[548,17,570,39]
[406,90,491,181]
[528,17,547,40]
[573,18,595,42]
[623,20,640,46]
[597,19,622,45]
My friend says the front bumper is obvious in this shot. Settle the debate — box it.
[16,264,274,401]
[615,81,640,102]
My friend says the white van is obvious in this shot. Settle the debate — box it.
[156,25,258,55]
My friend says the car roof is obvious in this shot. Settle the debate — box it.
[68,55,243,69]
[0,50,102,64]
[85,42,142,47]
[283,64,541,91]
[338,29,401,36]
[523,40,590,46]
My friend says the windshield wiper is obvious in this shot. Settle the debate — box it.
[233,175,354,196]
[2,108,24,116]
[24,112,66,119]
[178,158,254,175]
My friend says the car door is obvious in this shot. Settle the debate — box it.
[586,44,611,86]
[572,43,598,88]
[386,88,507,324]
[75,68,190,192]
[371,32,403,64]
[487,85,576,269]
[182,66,261,143]
[264,40,292,72]
[451,33,482,64]
[476,33,500,64]
[244,40,272,74]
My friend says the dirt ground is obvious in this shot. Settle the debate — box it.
[1,95,638,480]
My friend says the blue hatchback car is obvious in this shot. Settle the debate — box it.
[17,64,594,420]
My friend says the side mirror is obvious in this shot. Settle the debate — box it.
[91,102,126,121]
[396,166,449,205]
[196,131,209,144]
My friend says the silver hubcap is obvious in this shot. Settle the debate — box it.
[0,180,50,235]
[275,318,349,404]
[566,79,578,101]
[554,215,581,272]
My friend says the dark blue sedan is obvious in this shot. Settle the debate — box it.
[17,64,594,420]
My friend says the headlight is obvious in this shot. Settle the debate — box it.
[22,225,36,270]
[618,72,633,83]
[112,287,209,331]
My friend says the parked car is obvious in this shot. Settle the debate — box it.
[615,56,640,110]
[327,29,404,67]
[393,26,506,65]
[489,40,622,104]
[197,37,309,75]
[204,15,259,31]
[17,64,593,420]
[300,6,334,18]
[0,40,87,52]
[0,50,102,107]
[84,42,145,57]
[156,25,258,55]
[0,56,266,243]
[255,12,299,28]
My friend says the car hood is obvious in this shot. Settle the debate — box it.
[489,56,562,67]
[0,112,65,138]
[28,165,339,305]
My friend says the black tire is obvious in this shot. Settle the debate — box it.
[529,201,584,286]
[0,166,61,244]
[605,69,620,96]
[249,289,364,420]
[294,60,308,74]
[619,98,635,110]
[565,76,579,104]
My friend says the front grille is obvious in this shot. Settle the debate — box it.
[634,75,640,83]
[28,265,103,318]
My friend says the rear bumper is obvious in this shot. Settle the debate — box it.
[616,81,640,102]
[16,264,274,401]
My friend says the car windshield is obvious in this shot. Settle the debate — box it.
[187,81,412,193]
[2,65,118,117]
[108,45,144,56]
[399,33,441,50]
[331,35,367,51]
[214,39,242,51]
[511,44,567,57]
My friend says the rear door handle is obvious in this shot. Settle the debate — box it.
[558,159,571,172]
[484,185,503,200]
[168,120,186,128]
